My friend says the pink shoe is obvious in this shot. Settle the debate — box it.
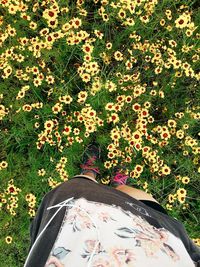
[80,143,101,177]
[112,166,129,186]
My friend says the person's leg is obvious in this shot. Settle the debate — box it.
[80,170,96,179]
[115,184,159,203]
[73,143,101,183]
[115,185,168,214]
[111,166,159,203]
[74,170,98,183]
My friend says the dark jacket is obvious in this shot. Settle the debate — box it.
[24,177,200,267]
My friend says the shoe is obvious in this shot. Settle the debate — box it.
[111,164,129,186]
[80,142,101,178]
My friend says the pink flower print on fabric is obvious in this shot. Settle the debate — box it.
[98,211,117,223]
[64,206,95,231]
[45,256,64,267]
[115,216,181,262]
[81,239,106,262]
[92,257,112,267]
[107,247,136,266]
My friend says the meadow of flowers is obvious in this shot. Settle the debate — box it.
[0,0,199,265]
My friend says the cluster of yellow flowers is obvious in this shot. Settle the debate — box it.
[46,156,69,189]
[0,104,9,121]
[16,85,30,100]
[25,193,37,217]
[0,179,21,216]
[37,103,104,151]
[55,156,69,182]
[165,174,193,210]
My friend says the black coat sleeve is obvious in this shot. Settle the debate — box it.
[177,220,200,265]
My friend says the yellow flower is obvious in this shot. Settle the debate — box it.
[75,136,83,143]
[158,90,165,98]
[82,43,94,54]
[0,161,8,169]
[124,17,135,26]
[177,194,186,204]
[132,130,141,141]
[7,26,16,36]
[176,129,184,139]
[134,165,143,173]
[102,12,109,22]
[38,169,46,176]
[193,239,200,247]
[132,103,141,112]
[105,80,117,92]
[59,95,73,104]
[28,208,36,217]
[161,165,171,175]
[43,9,58,20]
[71,17,82,29]
[168,119,177,128]
[77,91,88,104]
[29,22,37,30]
[165,9,172,16]
[111,130,120,141]
[94,29,104,39]
[63,125,72,136]
[177,188,187,196]
[160,19,165,26]
[114,51,123,61]
[106,42,112,50]
[101,176,110,185]
[160,131,171,140]
[140,15,150,24]
[104,161,112,169]
[169,40,177,47]
[3,65,12,78]
[28,202,35,208]
[168,194,176,203]
[185,29,193,37]
[52,103,63,114]
[140,108,149,118]
[175,13,190,29]
[118,8,126,19]
[166,204,173,210]
[46,75,55,84]
[44,120,54,131]
[183,124,189,129]
[73,128,80,135]
[107,113,119,124]
[150,89,157,96]
[166,25,173,31]
[82,73,91,83]
[47,18,58,29]
[5,236,12,244]
[143,182,148,190]
[8,5,18,14]
[182,176,190,184]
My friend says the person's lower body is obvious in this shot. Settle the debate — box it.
[76,142,168,215]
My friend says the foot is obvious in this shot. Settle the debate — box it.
[111,164,129,187]
[80,142,101,179]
